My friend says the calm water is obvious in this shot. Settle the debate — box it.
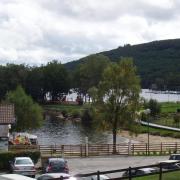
[30,89,180,145]
[30,114,129,145]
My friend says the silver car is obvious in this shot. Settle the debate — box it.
[9,157,36,178]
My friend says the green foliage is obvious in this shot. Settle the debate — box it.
[0,150,40,170]
[65,38,180,90]
[144,99,161,117]
[90,58,141,148]
[43,60,70,101]
[6,86,43,131]
[173,113,180,127]
[81,108,93,125]
[73,54,110,98]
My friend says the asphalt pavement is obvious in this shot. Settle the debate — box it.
[67,155,169,178]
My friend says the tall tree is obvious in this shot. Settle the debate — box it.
[43,60,70,101]
[90,58,141,153]
[73,54,110,101]
[6,86,43,131]
[25,66,45,102]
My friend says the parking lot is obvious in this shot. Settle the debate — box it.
[67,155,169,178]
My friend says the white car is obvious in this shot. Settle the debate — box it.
[158,160,180,170]
[0,174,36,180]
[37,173,76,180]
[122,167,157,177]
[9,157,36,178]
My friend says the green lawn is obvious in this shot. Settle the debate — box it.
[134,171,180,180]
[160,102,180,113]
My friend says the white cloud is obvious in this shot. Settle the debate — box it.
[0,0,180,65]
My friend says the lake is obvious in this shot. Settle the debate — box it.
[30,89,180,145]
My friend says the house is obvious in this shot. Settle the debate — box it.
[0,104,15,151]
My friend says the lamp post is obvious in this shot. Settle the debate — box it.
[144,109,151,155]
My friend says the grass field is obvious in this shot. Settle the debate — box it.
[160,102,180,113]
[134,170,180,180]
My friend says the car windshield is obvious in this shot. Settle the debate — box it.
[170,155,180,160]
[15,159,32,165]
[50,161,65,167]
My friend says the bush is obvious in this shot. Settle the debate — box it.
[71,109,81,118]
[0,150,40,170]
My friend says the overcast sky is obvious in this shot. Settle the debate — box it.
[0,0,180,65]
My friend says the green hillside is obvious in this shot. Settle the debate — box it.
[65,39,180,90]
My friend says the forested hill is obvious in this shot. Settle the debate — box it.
[65,38,180,90]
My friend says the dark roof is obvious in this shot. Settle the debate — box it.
[0,125,9,137]
[0,104,15,124]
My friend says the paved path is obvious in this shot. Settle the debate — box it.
[68,155,169,178]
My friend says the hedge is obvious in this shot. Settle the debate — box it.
[0,150,40,170]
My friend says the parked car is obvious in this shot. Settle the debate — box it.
[44,158,69,174]
[9,157,36,178]
[169,154,180,160]
[0,174,36,180]
[37,173,76,180]
[122,168,157,177]
[158,160,180,170]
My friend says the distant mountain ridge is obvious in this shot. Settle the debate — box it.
[65,38,180,89]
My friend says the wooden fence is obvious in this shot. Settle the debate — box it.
[9,142,180,157]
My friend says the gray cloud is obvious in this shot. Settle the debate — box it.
[0,0,180,65]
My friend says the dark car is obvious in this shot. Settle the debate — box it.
[44,158,69,174]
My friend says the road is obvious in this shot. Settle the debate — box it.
[68,155,169,178]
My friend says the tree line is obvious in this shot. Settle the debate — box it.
[0,54,111,103]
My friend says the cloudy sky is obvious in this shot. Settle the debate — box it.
[0,0,180,65]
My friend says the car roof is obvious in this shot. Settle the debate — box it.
[39,173,70,178]
[0,174,35,180]
[138,168,155,171]
[159,160,179,163]
[38,173,76,180]
[15,157,31,160]
[48,158,65,161]
[170,154,180,156]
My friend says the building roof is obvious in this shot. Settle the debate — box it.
[0,125,9,137]
[0,104,15,124]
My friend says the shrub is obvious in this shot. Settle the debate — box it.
[71,109,81,118]
[0,150,40,170]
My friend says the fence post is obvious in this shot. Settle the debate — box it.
[146,143,148,155]
[80,144,82,157]
[160,143,162,155]
[128,140,132,155]
[97,171,100,180]
[61,145,64,157]
[132,144,134,155]
[85,137,88,157]
[128,166,132,180]
[159,163,162,180]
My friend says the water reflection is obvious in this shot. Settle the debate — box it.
[30,114,128,145]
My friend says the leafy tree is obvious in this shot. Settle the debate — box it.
[25,66,45,102]
[6,86,43,131]
[73,54,110,102]
[90,58,141,153]
[144,99,161,118]
[43,60,70,101]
